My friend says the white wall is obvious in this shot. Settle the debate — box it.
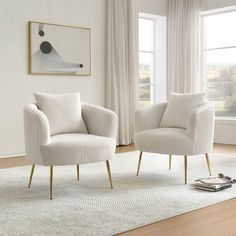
[137,0,167,16]
[200,0,236,10]
[214,119,236,145]
[0,0,106,157]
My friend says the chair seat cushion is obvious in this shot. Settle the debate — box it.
[134,128,193,155]
[41,134,116,166]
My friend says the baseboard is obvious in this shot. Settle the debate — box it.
[0,153,25,159]
[214,141,236,145]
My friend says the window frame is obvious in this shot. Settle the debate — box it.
[200,6,236,119]
[138,14,156,104]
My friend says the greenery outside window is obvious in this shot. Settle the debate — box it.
[201,9,236,117]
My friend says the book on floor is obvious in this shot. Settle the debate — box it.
[195,184,232,192]
[195,181,232,192]
[195,173,235,192]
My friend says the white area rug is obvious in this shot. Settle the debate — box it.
[0,152,236,236]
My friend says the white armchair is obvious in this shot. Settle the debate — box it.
[24,98,118,199]
[134,94,215,184]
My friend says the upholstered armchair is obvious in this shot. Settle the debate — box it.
[24,93,118,199]
[134,93,215,184]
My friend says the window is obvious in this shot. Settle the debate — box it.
[138,13,166,107]
[139,17,155,106]
[201,9,236,117]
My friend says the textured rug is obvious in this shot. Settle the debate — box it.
[0,152,236,236]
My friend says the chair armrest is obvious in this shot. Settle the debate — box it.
[81,103,118,139]
[187,102,215,153]
[135,103,168,132]
[24,104,50,163]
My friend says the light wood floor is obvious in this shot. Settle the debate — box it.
[1,144,236,236]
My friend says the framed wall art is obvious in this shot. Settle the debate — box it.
[28,21,91,76]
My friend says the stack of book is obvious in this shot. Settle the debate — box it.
[195,176,232,192]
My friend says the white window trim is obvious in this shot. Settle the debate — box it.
[139,14,156,104]
[139,12,167,104]
[200,6,236,121]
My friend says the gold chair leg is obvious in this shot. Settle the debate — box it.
[136,151,143,176]
[169,155,172,170]
[76,164,80,181]
[28,164,35,188]
[50,166,53,200]
[205,153,212,176]
[184,155,187,184]
[106,161,113,189]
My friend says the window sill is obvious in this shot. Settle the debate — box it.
[216,117,236,125]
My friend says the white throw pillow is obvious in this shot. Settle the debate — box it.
[34,92,87,135]
[160,92,206,129]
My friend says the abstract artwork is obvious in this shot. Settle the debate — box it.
[28,21,91,76]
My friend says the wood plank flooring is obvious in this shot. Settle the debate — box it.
[1,143,236,236]
[118,198,236,236]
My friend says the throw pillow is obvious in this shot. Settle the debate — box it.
[160,92,206,129]
[34,92,87,135]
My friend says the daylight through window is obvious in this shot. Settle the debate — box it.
[139,17,155,106]
[201,9,236,117]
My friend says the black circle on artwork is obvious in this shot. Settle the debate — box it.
[39,30,45,36]
[79,64,83,68]
[40,41,52,54]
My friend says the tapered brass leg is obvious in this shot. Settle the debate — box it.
[205,153,212,176]
[106,161,113,189]
[28,164,35,188]
[76,165,79,181]
[136,151,143,176]
[184,155,187,184]
[169,155,172,170]
[50,166,53,200]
